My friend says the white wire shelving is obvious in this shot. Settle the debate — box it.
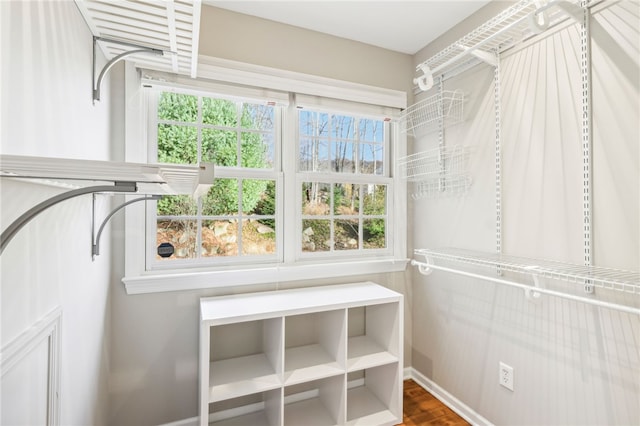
[411,176,472,200]
[398,145,471,200]
[412,248,640,315]
[413,0,580,89]
[0,155,213,197]
[400,90,464,135]
[398,145,469,181]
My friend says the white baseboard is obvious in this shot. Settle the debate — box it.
[159,369,491,426]
[409,367,493,426]
[159,417,198,426]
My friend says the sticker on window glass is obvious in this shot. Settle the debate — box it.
[157,242,175,258]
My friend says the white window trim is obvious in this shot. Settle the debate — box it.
[122,59,408,294]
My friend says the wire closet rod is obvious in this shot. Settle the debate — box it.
[411,260,640,316]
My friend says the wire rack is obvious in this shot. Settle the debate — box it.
[411,176,472,200]
[398,145,471,200]
[401,90,464,135]
[398,145,469,181]
[418,0,576,77]
[414,247,640,294]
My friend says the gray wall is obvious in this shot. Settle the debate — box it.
[107,5,414,425]
[0,1,116,424]
[3,2,637,425]
[199,6,415,94]
[410,1,639,424]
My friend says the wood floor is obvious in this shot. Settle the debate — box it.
[399,380,470,426]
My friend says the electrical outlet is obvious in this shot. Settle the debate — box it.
[499,362,514,391]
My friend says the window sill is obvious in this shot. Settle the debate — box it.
[122,258,409,294]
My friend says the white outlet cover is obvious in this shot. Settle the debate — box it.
[499,362,514,391]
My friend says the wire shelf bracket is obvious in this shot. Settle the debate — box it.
[91,194,161,259]
[92,36,166,103]
[0,182,137,256]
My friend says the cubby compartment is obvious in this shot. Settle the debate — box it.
[200,282,402,426]
[347,303,400,372]
[209,388,282,426]
[209,318,283,402]
[284,309,345,385]
[346,364,401,426]
[284,376,345,426]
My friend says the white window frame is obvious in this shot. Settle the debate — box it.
[122,59,408,294]
[294,104,394,260]
[144,89,283,270]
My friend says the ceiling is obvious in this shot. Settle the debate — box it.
[204,1,493,55]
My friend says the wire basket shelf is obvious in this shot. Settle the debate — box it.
[398,145,469,181]
[415,248,640,294]
[401,90,464,135]
[399,145,471,200]
[411,175,472,200]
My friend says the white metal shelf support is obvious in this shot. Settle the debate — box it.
[0,182,137,255]
[437,77,446,193]
[0,155,214,256]
[580,0,594,293]
[92,36,165,103]
[494,50,502,267]
[91,194,161,259]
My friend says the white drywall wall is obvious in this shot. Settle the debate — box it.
[410,2,639,425]
[1,1,116,424]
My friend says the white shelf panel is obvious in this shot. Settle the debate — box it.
[347,336,397,372]
[74,0,201,77]
[346,386,396,426]
[284,397,337,426]
[284,344,343,385]
[415,247,640,294]
[201,282,402,325]
[210,354,280,402]
[0,154,213,197]
[211,410,270,426]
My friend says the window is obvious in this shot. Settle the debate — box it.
[298,110,390,255]
[148,91,279,267]
[123,63,407,292]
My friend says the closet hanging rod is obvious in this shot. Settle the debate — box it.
[411,260,640,316]
[414,248,640,292]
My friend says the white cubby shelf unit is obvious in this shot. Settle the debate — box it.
[199,282,403,426]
